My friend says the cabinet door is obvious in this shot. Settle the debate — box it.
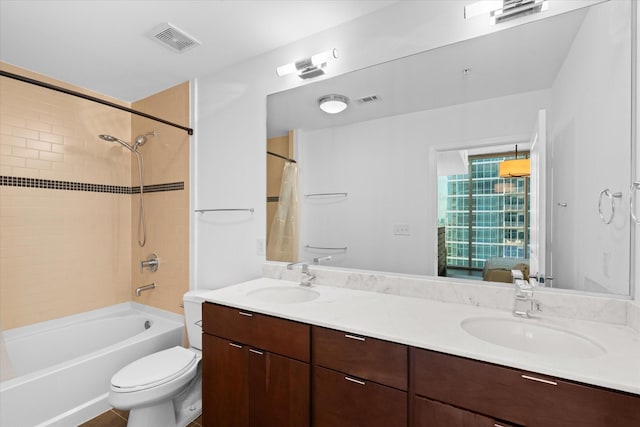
[202,334,249,427]
[249,349,310,427]
[414,396,514,427]
[313,366,407,427]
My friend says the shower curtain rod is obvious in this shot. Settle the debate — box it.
[0,70,194,136]
[267,151,296,163]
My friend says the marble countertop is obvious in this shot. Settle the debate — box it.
[202,277,640,395]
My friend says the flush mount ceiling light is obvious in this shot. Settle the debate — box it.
[318,94,349,114]
[464,0,548,24]
[277,49,338,80]
[499,145,530,178]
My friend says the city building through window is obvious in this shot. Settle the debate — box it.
[438,152,530,279]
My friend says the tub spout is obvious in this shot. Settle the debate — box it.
[135,283,156,297]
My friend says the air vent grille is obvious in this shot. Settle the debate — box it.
[151,23,201,53]
[354,95,381,105]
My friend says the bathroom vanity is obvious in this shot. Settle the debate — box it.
[200,278,640,427]
[201,303,310,426]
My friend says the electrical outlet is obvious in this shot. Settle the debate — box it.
[394,223,410,236]
[257,238,266,256]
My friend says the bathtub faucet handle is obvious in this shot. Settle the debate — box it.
[140,253,159,273]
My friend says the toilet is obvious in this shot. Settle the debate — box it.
[109,290,209,427]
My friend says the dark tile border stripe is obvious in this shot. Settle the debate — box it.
[1,176,184,194]
[133,182,185,194]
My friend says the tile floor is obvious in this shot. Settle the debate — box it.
[79,409,202,427]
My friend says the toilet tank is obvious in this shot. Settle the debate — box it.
[183,290,210,350]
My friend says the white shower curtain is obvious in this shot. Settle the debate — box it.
[267,162,299,262]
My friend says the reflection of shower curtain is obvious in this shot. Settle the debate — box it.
[0,321,15,381]
[267,162,299,262]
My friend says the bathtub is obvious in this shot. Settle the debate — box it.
[0,303,184,427]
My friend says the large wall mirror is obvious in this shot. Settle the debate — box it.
[267,0,635,297]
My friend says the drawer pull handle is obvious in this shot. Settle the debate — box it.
[229,343,243,349]
[521,374,557,386]
[345,376,365,385]
[238,311,253,317]
[249,349,264,355]
[344,334,366,342]
[494,424,508,427]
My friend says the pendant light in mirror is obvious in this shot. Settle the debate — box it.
[499,144,530,177]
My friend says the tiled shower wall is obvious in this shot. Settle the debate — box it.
[130,82,190,315]
[0,63,190,329]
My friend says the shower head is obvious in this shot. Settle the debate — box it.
[134,131,155,148]
[98,134,135,151]
[98,134,117,142]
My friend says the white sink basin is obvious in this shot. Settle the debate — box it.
[461,317,606,359]
[246,286,320,304]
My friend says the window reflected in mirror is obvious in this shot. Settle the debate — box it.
[438,149,530,284]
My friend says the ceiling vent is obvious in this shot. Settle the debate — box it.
[354,95,381,105]
[150,23,201,53]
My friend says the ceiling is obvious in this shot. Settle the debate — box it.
[0,0,397,102]
[267,6,587,138]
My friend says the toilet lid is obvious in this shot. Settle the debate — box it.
[111,346,197,391]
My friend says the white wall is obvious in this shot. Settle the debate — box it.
[192,0,612,290]
[550,0,632,295]
[298,90,550,275]
[635,1,640,303]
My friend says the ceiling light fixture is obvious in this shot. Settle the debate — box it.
[277,49,338,80]
[464,0,548,24]
[499,145,530,178]
[491,0,548,24]
[464,0,502,19]
[318,94,349,114]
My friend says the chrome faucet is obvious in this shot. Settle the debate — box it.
[512,270,539,318]
[135,283,156,297]
[287,261,316,286]
[140,253,159,273]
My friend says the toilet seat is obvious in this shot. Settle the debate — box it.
[111,346,198,393]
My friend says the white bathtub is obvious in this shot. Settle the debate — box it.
[0,303,184,427]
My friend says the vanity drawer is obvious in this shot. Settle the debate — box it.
[202,302,310,362]
[412,348,640,427]
[312,326,407,390]
[313,365,407,427]
[413,396,515,427]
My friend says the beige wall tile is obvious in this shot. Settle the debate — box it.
[0,64,133,329]
[131,82,190,315]
[1,63,190,329]
[0,188,132,329]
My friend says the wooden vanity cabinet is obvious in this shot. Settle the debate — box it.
[412,347,640,427]
[311,326,408,427]
[202,303,311,427]
[202,301,638,427]
[414,396,518,427]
